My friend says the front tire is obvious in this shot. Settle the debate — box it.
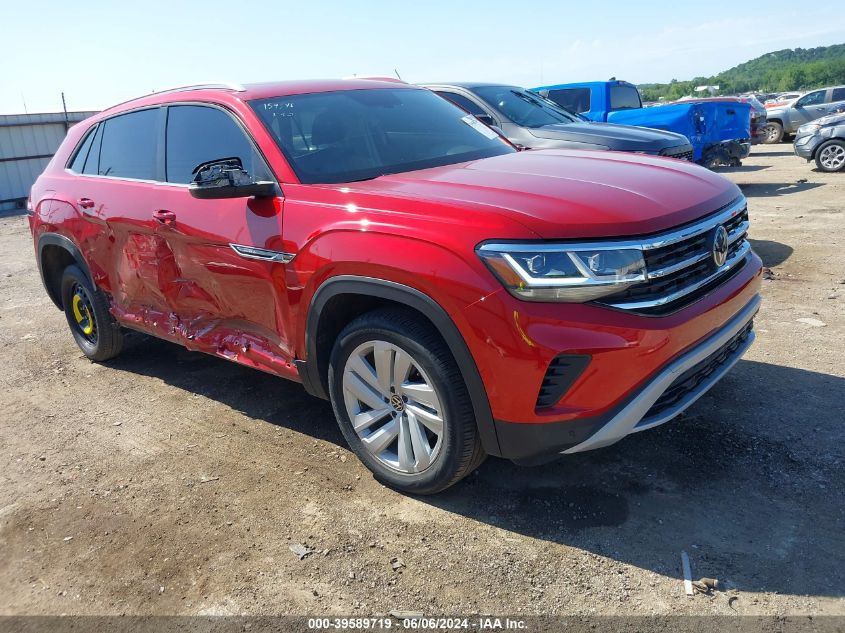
[328,309,485,494]
[762,122,784,144]
[815,140,845,172]
[60,265,123,361]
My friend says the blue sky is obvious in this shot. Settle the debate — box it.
[4,0,844,114]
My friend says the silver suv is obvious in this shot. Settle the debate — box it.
[763,85,845,143]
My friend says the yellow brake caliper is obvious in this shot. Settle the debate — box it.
[72,293,94,335]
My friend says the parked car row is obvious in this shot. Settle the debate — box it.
[28,79,763,493]
[420,82,694,158]
[762,85,845,143]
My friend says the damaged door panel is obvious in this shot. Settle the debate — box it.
[125,103,298,379]
[69,108,175,316]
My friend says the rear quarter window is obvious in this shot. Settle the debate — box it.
[68,125,97,173]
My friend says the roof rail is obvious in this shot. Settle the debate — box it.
[105,82,246,111]
[153,82,246,95]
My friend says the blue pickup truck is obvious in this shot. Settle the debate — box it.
[531,80,753,167]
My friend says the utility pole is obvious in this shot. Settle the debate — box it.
[61,92,70,132]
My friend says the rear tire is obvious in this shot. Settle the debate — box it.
[762,122,784,144]
[60,265,123,361]
[814,140,845,172]
[328,308,485,494]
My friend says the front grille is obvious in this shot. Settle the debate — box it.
[598,198,751,316]
[643,319,754,420]
[660,146,695,162]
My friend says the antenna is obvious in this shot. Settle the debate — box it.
[61,92,69,132]
[394,69,403,81]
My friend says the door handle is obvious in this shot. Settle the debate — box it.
[78,197,95,209]
[152,209,176,226]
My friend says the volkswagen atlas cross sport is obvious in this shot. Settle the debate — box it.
[28,79,762,494]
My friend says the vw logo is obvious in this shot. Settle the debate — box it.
[711,225,729,268]
[390,394,405,412]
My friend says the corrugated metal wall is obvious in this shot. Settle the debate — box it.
[0,111,98,213]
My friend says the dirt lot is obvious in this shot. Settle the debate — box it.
[0,144,843,618]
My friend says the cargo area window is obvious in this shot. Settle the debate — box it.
[82,124,104,175]
[68,126,97,173]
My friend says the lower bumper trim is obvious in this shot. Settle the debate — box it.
[492,294,760,462]
[563,294,760,454]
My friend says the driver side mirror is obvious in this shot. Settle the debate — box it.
[188,157,276,200]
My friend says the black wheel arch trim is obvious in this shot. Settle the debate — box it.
[37,233,93,309]
[301,275,503,457]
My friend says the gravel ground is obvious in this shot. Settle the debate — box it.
[0,144,842,618]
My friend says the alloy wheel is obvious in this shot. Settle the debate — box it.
[342,340,445,474]
[765,125,780,143]
[819,144,845,171]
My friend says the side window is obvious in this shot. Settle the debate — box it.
[68,125,97,173]
[98,109,159,180]
[435,91,486,117]
[797,91,825,107]
[165,105,271,184]
[830,88,845,102]
[609,85,641,111]
[82,123,104,175]
[548,88,591,113]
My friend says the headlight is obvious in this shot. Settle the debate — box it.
[797,123,820,134]
[476,242,646,302]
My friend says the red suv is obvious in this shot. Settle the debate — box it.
[28,80,762,493]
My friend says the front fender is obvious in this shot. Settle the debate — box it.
[293,232,505,456]
[291,229,502,358]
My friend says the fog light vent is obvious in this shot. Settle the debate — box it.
[535,354,591,409]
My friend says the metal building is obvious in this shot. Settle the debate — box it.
[0,111,98,214]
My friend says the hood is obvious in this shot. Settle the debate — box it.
[331,150,740,239]
[818,111,845,127]
[527,121,689,152]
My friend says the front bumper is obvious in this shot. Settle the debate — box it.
[563,294,758,453]
[793,134,821,160]
[495,294,759,463]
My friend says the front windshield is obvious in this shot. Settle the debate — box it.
[250,88,514,184]
[472,86,581,128]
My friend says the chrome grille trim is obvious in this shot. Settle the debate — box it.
[647,218,748,280]
[605,240,751,311]
[635,197,746,251]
